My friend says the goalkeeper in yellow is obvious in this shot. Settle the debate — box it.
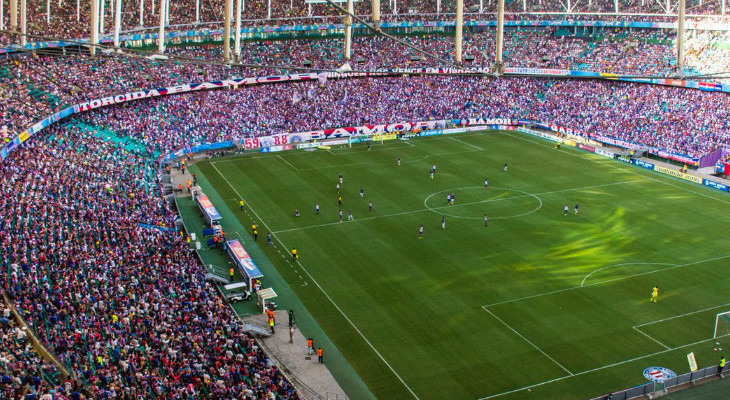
[650,286,659,303]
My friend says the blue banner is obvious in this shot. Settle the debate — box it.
[703,179,730,192]
[633,159,656,170]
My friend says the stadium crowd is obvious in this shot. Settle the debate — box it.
[1,27,729,156]
[0,6,729,399]
[74,75,729,158]
[0,304,65,399]
[1,0,729,46]
[0,122,302,399]
[3,26,725,108]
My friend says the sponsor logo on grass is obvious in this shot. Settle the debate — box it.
[643,366,676,383]
[615,155,631,163]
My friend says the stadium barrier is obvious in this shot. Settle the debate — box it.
[590,365,721,400]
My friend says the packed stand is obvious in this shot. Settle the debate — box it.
[5,26,724,104]
[0,122,302,399]
[2,0,730,47]
[72,74,730,158]
[0,305,68,399]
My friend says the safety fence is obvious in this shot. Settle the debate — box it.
[590,365,721,400]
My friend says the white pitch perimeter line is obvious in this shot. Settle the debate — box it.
[209,162,421,400]
[450,136,484,151]
[273,178,649,234]
[483,307,574,376]
[276,155,299,171]
[484,254,730,308]
[477,334,730,400]
[632,327,671,350]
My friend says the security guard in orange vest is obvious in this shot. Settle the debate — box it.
[317,347,323,364]
[307,338,313,355]
[229,267,234,283]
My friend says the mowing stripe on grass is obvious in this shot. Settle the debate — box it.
[209,161,422,400]
[483,307,574,376]
[484,254,730,308]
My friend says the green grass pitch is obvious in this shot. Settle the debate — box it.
[195,130,730,400]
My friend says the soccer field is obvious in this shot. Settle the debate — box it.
[194,130,730,400]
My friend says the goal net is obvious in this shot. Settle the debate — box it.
[713,311,730,338]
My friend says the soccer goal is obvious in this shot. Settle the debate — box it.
[713,311,730,338]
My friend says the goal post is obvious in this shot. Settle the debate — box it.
[713,311,730,338]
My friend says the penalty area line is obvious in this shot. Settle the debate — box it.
[632,327,671,350]
[483,307,574,376]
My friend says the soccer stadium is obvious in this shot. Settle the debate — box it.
[2,0,730,398]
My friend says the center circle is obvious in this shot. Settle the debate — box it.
[423,186,543,220]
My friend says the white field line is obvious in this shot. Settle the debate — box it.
[477,333,730,400]
[505,131,730,207]
[276,155,299,171]
[330,140,415,152]
[484,254,730,308]
[449,136,484,151]
[483,307,574,376]
[580,262,676,287]
[209,162,421,400]
[634,302,730,329]
[632,327,671,350]
[273,179,650,234]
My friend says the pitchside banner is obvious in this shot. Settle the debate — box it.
[244,133,290,149]
[653,165,703,184]
[633,159,655,170]
[289,120,448,142]
[703,179,730,192]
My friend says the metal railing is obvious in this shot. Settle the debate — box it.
[590,365,721,400]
